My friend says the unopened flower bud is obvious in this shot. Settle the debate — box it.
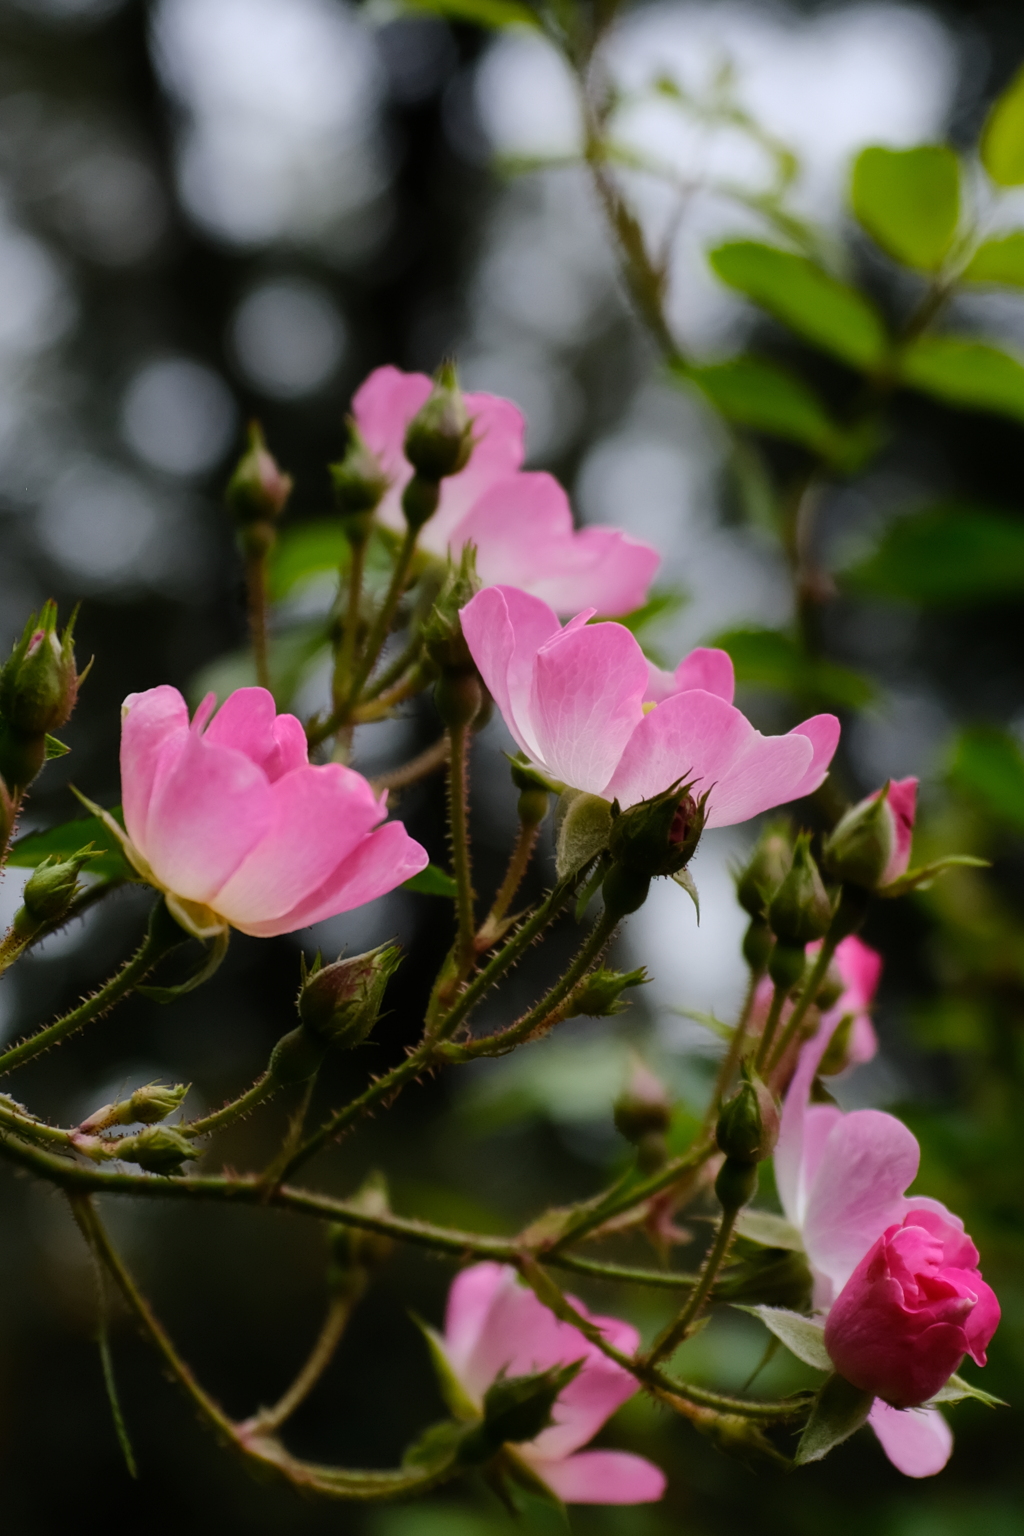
[608,781,709,884]
[118,1124,197,1175]
[768,834,831,945]
[424,548,481,676]
[768,939,807,993]
[614,1059,672,1143]
[715,1069,779,1164]
[822,779,918,891]
[226,422,293,527]
[297,944,402,1049]
[14,847,97,934]
[509,760,550,828]
[742,916,774,973]
[0,595,80,746]
[460,1361,583,1464]
[736,823,792,919]
[567,965,647,1022]
[268,1025,327,1085]
[403,362,473,485]
[714,1157,759,1211]
[330,421,389,545]
[80,1081,189,1134]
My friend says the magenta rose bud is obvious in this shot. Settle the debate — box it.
[824,1209,1000,1408]
[823,777,917,891]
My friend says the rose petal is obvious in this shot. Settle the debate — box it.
[204,687,308,782]
[460,586,561,762]
[647,647,735,705]
[784,714,841,802]
[868,1401,952,1478]
[531,620,648,792]
[120,686,190,851]
[525,1450,666,1505]
[444,1262,510,1384]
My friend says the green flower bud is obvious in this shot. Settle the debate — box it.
[14,847,97,934]
[267,1025,327,1085]
[297,944,402,1049]
[742,916,774,973]
[403,361,473,484]
[768,834,831,945]
[714,1157,759,1211]
[768,939,807,994]
[80,1081,189,1134]
[608,781,709,882]
[0,601,80,745]
[601,862,651,921]
[715,1069,779,1164]
[330,421,389,544]
[118,1124,197,1176]
[735,822,792,918]
[422,547,481,675]
[459,1361,583,1464]
[567,965,648,1022]
[614,1058,672,1143]
[225,422,293,527]
[821,790,894,891]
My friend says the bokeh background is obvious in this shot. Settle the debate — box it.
[0,0,1023,1531]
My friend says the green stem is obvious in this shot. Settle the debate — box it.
[452,906,618,1059]
[246,549,271,692]
[0,918,173,1077]
[333,537,367,708]
[360,630,423,702]
[249,1292,357,1435]
[752,982,788,1073]
[476,816,541,950]
[543,1134,717,1253]
[369,736,448,795]
[766,935,837,1075]
[188,1072,276,1137]
[447,722,475,976]
[644,1206,740,1365]
[704,967,760,1129]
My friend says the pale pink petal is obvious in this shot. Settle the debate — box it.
[444,1263,510,1383]
[351,365,432,529]
[526,1450,666,1504]
[832,935,883,1012]
[120,686,190,852]
[461,475,659,616]
[802,1110,922,1294]
[211,764,386,926]
[203,687,296,780]
[531,621,648,793]
[528,1346,639,1461]
[776,1028,835,1226]
[883,777,918,883]
[647,648,735,705]
[784,714,841,802]
[701,729,814,828]
[460,587,560,762]
[271,712,311,777]
[237,818,428,937]
[868,1401,952,1478]
[143,729,273,904]
[848,1014,879,1064]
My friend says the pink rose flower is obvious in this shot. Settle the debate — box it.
[352,366,660,616]
[441,1262,665,1504]
[825,1209,1000,1409]
[774,1028,999,1476]
[117,685,427,938]
[824,777,918,890]
[461,585,839,825]
[752,934,882,1073]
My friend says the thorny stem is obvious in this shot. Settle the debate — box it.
[246,550,271,692]
[644,1206,741,1365]
[447,722,476,978]
[476,815,542,951]
[0,920,174,1078]
[752,982,788,1074]
[188,1071,276,1138]
[542,1134,718,1254]
[369,735,449,795]
[247,1292,359,1435]
[766,934,837,1076]
[361,630,424,702]
[334,539,367,709]
[704,968,760,1129]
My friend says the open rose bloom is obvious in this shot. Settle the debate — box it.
[441,1263,665,1504]
[776,1030,1000,1476]
[116,685,427,937]
[461,585,839,824]
[353,366,660,616]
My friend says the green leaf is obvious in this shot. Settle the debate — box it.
[612,589,687,639]
[851,145,960,272]
[929,1372,1007,1408]
[401,0,541,28]
[949,726,1024,833]
[670,1006,733,1042]
[409,1314,481,1421]
[269,522,348,602]
[736,1304,831,1372]
[847,503,1024,605]
[403,864,458,898]
[733,1210,805,1252]
[44,735,70,760]
[961,233,1024,288]
[900,335,1024,423]
[880,854,989,898]
[9,810,132,883]
[981,65,1024,187]
[709,626,874,709]
[680,357,845,456]
[708,242,888,370]
[795,1374,874,1464]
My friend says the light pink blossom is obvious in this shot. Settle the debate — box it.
[775,1028,998,1476]
[825,1210,1000,1408]
[352,366,659,616]
[461,586,839,826]
[116,685,427,939]
[441,1262,665,1504]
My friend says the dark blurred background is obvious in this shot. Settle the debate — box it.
[1,0,1023,1531]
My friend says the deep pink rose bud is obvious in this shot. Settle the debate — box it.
[824,1208,1000,1408]
[823,778,917,891]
